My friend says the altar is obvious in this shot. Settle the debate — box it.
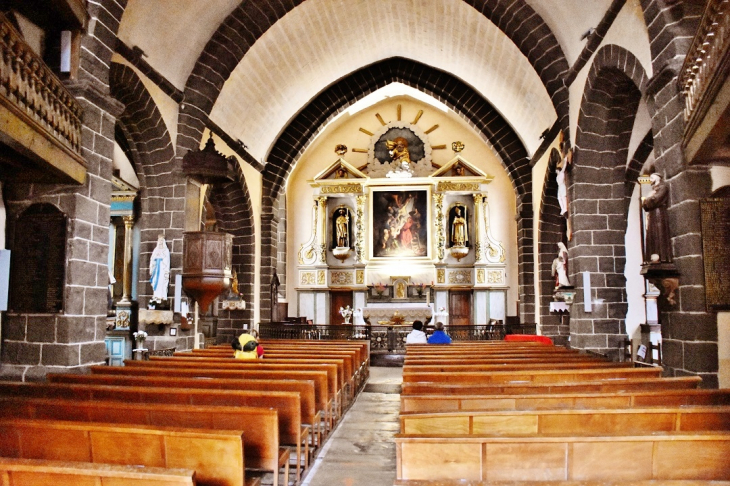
[357,303,434,326]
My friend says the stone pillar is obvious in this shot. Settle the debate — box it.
[434,193,445,262]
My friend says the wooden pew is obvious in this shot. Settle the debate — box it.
[0,397,281,486]
[0,382,308,483]
[0,419,246,486]
[402,366,664,384]
[89,365,334,435]
[403,355,611,364]
[400,386,730,412]
[48,372,321,450]
[399,406,730,435]
[394,432,730,481]
[128,358,342,420]
[400,361,632,372]
[0,458,198,486]
[393,481,730,486]
[400,376,702,396]
[185,349,359,400]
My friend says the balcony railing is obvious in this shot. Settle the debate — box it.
[680,0,730,128]
[0,13,85,183]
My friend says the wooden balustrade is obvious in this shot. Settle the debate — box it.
[0,13,85,183]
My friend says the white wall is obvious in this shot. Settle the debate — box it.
[286,89,519,314]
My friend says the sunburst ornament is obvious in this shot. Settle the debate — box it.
[351,104,448,178]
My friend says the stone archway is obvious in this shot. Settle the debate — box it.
[569,45,647,358]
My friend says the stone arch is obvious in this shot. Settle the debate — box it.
[626,131,654,184]
[570,45,647,357]
[258,57,535,323]
[537,147,568,345]
[207,167,256,341]
[177,0,569,155]
[109,62,182,306]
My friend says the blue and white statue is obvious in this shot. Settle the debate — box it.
[149,235,170,302]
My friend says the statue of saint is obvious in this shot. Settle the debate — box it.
[641,172,672,263]
[451,206,467,247]
[335,208,349,248]
[551,242,571,288]
[396,281,406,299]
[385,137,411,169]
[149,235,170,301]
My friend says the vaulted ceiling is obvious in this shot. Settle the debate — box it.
[116,0,620,166]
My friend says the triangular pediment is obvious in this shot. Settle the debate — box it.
[430,155,486,178]
[312,158,368,182]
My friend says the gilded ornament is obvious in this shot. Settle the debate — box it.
[300,272,316,285]
[437,268,446,284]
[448,270,472,284]
[437,181,479,192]
[335,144,348,156]
[321,184,362,194]
[488,270,505,284]
[452,141,464,153]
[331,271,354,285]
[477,268,485,284]
[317,270,326,285]
[356,270,364,284]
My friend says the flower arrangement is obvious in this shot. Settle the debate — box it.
[132,330,148,352]
[373,282,386,295]
[339,305,353,324]
[415,282,427,296]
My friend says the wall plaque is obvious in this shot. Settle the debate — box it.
[10,204,66,313]
[700,198,730,310]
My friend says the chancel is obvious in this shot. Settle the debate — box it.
[0,0,729,484]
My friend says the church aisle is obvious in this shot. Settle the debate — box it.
[301,366,403,486]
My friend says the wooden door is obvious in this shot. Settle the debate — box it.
[330,291,353,325]
[449,291,472,326]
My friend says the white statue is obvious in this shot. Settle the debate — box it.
[551,242,571,288]
[149,235,170,301]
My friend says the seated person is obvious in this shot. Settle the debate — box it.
[405,320,427,344]
[427,321,452,344]
[232,332,259,359]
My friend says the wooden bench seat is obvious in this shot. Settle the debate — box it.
[399,406,730,435]
[400,386,730,412]
[394,432,730,481]
[403,355,612,365]
[0,458,198,486]
[401,362,632,373]
[48,372,322,450]
[0,397,279,486]
[90,364,334,436]
[0,382,308,483]
[393,481,730,486]
[402,366,663,384]
[401,375,701,396]
[127,358,342,421]
[185,350,359,402]
[0,419,246,486]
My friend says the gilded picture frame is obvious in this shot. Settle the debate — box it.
[370,186,430,259]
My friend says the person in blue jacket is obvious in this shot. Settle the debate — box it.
[427,321,452,344]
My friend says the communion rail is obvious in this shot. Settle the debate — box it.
[259,323,522,354]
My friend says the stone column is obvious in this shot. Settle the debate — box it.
[434,193,445,262]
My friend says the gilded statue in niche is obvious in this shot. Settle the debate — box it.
[335,208,349,248]
[451,207,467,247]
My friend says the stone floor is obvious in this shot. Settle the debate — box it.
[301,366,403,486]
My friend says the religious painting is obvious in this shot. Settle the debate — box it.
[370,187,429,259]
